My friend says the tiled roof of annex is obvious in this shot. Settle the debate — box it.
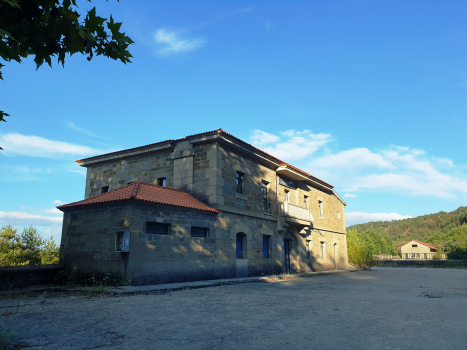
[76,128,334,189]
[397,240,438,250]
[57,181,219,214]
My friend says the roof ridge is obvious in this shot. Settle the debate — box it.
[135,181,194,194]
[131,182,140,198]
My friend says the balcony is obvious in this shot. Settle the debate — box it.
[278,202,313,223]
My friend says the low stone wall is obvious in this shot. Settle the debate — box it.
[375,260,467,268]
[0,264,62,289]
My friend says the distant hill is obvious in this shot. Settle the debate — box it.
[347,206,467,251]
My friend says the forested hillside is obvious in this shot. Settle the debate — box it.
[347,206,467,259]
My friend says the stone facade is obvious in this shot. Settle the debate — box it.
[60,129,348,285]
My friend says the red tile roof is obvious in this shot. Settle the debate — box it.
[57,181,219,213]
[397,240,438,250]
[76,129,333,189]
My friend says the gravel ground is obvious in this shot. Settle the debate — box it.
[1,267,466,350]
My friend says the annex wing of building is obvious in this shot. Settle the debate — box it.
[58,129,348,285]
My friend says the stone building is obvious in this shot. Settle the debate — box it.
[57,129,348,285]
[398,240,444,260]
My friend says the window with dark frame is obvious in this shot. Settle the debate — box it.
[127,182,134,185]
[412,244,417,247]
[304,196,308,209]
[261,181,269,213]
[319,200,323,216]
[158,178,166,187]
[191,227,208,237]
[146,222,169,235]
[236,233,243,258]
[306,241,311,258]
[278,176,295,189]
[285,190,289,202]
[320,242,325,259]
[101,186,109,194]
[262,235,269,258]
[236,172,244,194]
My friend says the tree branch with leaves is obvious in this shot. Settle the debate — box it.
[0,0,133,126]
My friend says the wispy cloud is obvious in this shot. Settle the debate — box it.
[153,29,206,58]
[66,121,109,140]
[251,129,467,199]
[265,21,273,31]
[0,133,101,158]
[52,200,63,205]
[346,212,412,225]
[250,129,332,160]
[0,211,63,226]
[344,193,358,198]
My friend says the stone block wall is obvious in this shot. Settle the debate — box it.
[85,152,174,198]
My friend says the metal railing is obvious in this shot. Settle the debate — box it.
[278,202,313,222]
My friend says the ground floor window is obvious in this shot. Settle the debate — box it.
[263,235,269,258]
[236,233,245,258]
[191,227,208,237]
[320,242,325,259]
[306,241,311,258]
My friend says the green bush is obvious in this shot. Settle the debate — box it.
[347,229,375,269]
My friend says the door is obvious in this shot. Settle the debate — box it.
[284,239,291,273]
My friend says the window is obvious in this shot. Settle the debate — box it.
[320,242,325,259]
[191,227,208,237]
[115,231,130,252]
[101,186,109,194]
[127,182,134,185]
[412,244,418,247]
[158,177,166,187]
[417,253,420,258]
[424,253,428,259]
[263,235,270,258]
[285,190,289,202]
[319,201,323,216]
[261,181,269,213]
[306,241,311,258]
[146,222,169,235]
[278,176,295,189]
[236,172,244,194]
[236,233,244,258]
[304,196,309,209]
[412,253,415,258]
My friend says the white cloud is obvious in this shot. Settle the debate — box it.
[344,193,358,198]
[66,121,108,140]
[0,211,63,226]
[42,208,62,215]
[251,129,467,200]
[250,129,332,160]
[52,200,63,204]
[0,133,101,158]
[346,212,412,224]
[153,29,206,57]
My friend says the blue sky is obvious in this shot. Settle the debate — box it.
[1,0,467,241]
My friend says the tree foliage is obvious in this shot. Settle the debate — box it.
[0,224,60,266]
[0,0,133,125]
[348,206,467,260]
[346,229,375,269]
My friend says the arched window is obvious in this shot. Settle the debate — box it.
[236,233,246,258]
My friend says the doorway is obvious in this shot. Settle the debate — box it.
[284,239,291,273]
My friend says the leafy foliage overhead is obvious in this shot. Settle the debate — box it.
[0,0,134,124]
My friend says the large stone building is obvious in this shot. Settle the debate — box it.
[58,129,348,285]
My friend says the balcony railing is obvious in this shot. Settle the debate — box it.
[278,202,313,222]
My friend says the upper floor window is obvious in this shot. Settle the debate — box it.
[285,190,290,202]
[158,177,166,187]
[412,244,417,247]
[261,181,269,213]
[236,172,244,194]
[319,200,323,216]
[101,186,109,194]
[278,176,295,189]
[304,196,309,209]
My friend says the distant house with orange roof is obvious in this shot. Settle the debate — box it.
[397,240,445,260]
